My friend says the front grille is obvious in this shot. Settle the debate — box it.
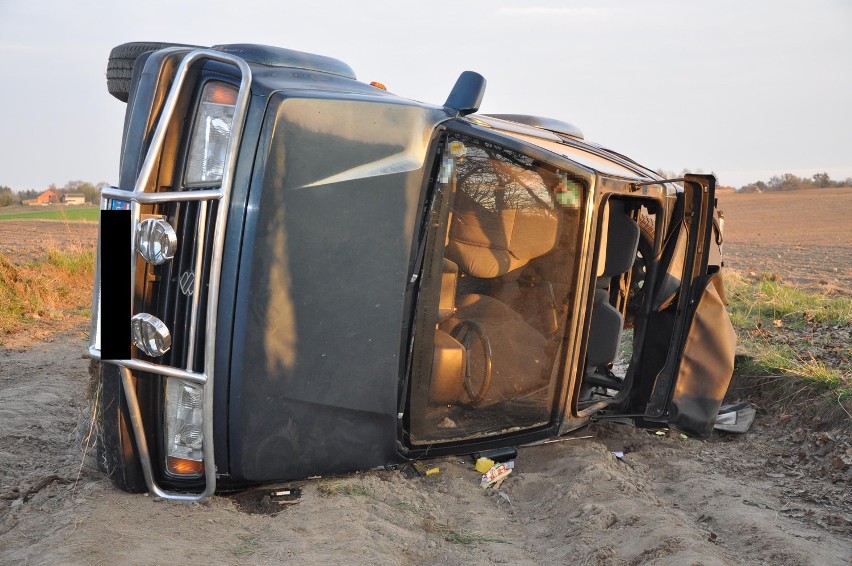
[137,199,218,373]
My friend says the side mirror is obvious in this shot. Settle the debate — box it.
[444,71,486,116]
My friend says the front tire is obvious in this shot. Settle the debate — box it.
[92,361,147,492]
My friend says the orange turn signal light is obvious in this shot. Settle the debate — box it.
[370,81,387,91]
[167,456,205,475]
[203,83,238,105]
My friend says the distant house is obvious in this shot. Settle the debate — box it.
[62,193,86,205]
[29,189,60,205]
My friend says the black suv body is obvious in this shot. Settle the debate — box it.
[90,43,736,500]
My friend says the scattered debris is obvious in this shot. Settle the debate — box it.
[270,487,302,505]
[611,451,635,469]
[653,429,690,440]
[473,447,518,463]
[401,463,423,478]
[540,434,595,445]
[714,402,757,433]
[231,484,303,515]
[480,461,513,489]
[400,462,442,478]
[475,458,495,473]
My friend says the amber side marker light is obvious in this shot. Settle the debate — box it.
[370,81,387,90]
[167,456,205,476]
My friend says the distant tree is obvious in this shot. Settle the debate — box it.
[738,180,769,193]
[767,175,783,190]
[737,173,852,193]
[17,189,39,201]
[63,179,102,203]
[767,173,810,191]
[812,172,831,188]
[0,185,13,207]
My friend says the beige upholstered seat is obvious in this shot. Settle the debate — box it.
[445,189,559,279]
[429,183,561,407]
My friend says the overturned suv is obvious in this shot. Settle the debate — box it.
[90,42,735,501]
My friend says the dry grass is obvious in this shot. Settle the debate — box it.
[423,518,509,545]
[725,270,851,426]
[316,481,373,498]
[0,243,94,340]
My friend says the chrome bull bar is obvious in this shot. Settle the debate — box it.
[89,48,252,501]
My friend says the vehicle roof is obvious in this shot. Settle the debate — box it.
[466,115,659,181]
[214,43,357,79]
[226,45,661,183]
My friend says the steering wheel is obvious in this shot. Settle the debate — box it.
[450,321,493,406]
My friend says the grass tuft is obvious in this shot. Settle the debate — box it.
[229,535,260,558]
[725,270,851,426]
[423,518,509,545]
[0,244,95,340]
[316,481,373,498]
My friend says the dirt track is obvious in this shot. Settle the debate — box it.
[1,191,851,564]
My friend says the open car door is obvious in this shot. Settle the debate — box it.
[607,174,736,437]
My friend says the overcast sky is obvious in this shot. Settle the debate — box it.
[1,0,850,190]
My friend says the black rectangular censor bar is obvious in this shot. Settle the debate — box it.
[100,210,131,360]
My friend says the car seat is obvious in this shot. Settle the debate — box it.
[430,185,560,407]
[585,199,640,381]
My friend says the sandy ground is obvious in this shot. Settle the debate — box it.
[1,190,851,565]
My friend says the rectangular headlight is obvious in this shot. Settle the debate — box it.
[164,378,204,475]
[184,82,237,185]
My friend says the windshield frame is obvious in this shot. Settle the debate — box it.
[400,121,602,454]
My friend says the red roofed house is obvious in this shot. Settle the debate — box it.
[34,189,60,205]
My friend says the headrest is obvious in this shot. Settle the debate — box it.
[446,188,559,278]
[597,200,640,279]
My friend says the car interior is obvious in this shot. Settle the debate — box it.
[407,135,664,446]
[411,138,586,443]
